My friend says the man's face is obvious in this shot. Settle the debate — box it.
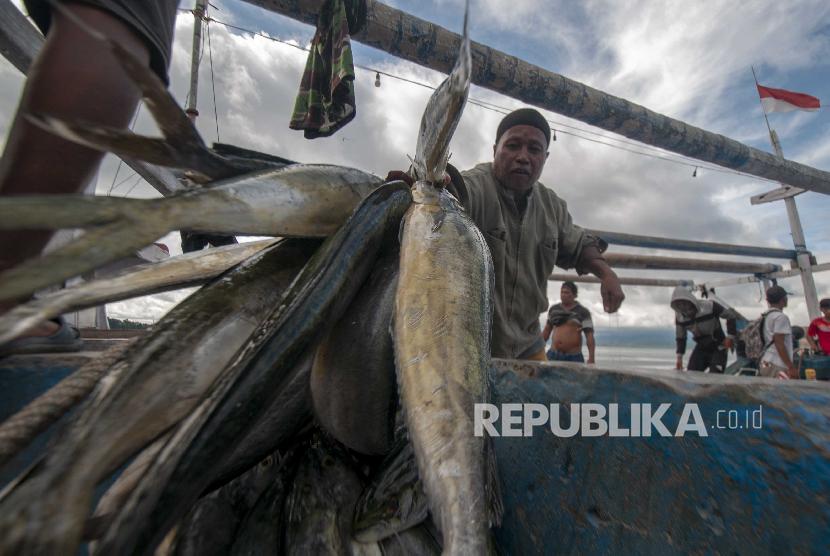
[560,286,575,304]
[492,125,549,192]
[821,306,830,319]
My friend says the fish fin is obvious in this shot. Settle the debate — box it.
[485,434,504,528]
[0,220,168,304]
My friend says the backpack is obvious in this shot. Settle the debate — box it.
[741,309,779,362]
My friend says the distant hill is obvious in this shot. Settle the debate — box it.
[592,327,676,348]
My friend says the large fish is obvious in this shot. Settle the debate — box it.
[0,238,320,555]
[0,164,380,304]
[393,2,502,553]
[0,239,276,345]
[94,181,412,555]
[311,249,400,455]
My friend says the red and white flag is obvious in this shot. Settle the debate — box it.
[756,84,820,113]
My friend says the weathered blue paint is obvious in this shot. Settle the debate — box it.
[491,360,830,555]
[3,356,829,554]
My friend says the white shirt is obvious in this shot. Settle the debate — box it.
[760,309,792,368]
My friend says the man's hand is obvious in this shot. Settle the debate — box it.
[723,337,734,350]
[599,273,625,313]
[787,365,799,379]
[675,355,683,370]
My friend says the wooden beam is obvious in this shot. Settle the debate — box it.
[241,0,830,194]
[604,253,781,274]
[549,273,693,288]
[0,0,184,195]
[587,229,797,260]
[0,0,41,73]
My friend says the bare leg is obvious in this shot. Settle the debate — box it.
[0,2,151,330]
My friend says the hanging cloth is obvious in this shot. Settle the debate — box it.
[289,0,367,139]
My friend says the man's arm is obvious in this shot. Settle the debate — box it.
[577,246,625,313]
[585,330,596,364]
[772,333,798,378]
[676,323,686,370]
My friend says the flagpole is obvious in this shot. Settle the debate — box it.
[751,67,820,321]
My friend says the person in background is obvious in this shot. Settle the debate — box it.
[671,286,737,373]
[758,285,797,379]
[542,281,595,364]
[806,297,830,356]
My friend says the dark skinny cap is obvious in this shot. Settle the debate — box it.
[496,108,551,146]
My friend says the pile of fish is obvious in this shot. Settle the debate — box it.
[0,2,503,554]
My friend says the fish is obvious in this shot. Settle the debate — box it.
[93,181,412,555]
[204,348,315,492]
[161,442,303,556]
[392,2,502,552]
[410,2,471,184]
[0,238,320,555]
[283,435,365,555]
[353,439,429,543]
[311,248,400,455]
[228,443,304,556]
[0,164,380,304]
[0,239,276,345]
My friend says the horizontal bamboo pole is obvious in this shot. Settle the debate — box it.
[587,229,797,260]
[701,261,830,289]
[242,0,830,194]
[549,274,694,288]
[604,253,781,274]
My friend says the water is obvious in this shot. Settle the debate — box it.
[593,345,679,373]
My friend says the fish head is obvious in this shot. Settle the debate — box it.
[411,0,471,184]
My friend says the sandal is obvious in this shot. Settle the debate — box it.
[0,317,83,357]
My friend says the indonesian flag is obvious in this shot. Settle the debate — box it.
[757,84,820,113]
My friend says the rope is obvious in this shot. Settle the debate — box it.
[0,339,136,468]
[206,19,221,143]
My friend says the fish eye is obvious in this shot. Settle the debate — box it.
[261,455,274,467]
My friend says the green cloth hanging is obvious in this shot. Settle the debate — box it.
[290,0,366,139]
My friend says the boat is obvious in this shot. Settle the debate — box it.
[1,0,829,553]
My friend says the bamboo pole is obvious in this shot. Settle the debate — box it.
[241,0,830,194]
[603,253,781,274]
[586,229,797,260]
[549,274,694,288]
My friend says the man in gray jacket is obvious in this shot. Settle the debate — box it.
[446,108,624,360]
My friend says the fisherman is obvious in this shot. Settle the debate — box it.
[758,285,798,379]
[542,281,595,363]
[390,108,624,360]
[671,286,737,373]
[0,0,178,352]
[806,298,830,356]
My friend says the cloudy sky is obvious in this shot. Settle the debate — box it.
[2,0,829,328]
